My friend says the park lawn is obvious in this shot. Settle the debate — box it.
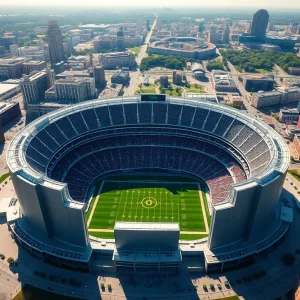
[136,84,157,94]
[185,89,205,94]
[255,68,270,74]
[165,89,182,96]
[288,170,300,182]
[163,84,183,96]
[0,173,10,184]
[129,47,141,55]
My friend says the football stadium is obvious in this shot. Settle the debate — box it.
[6,95,290,273]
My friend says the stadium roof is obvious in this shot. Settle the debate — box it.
[115,222,180,231]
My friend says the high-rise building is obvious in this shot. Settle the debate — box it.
[21,69,55,107]
[47,20,65,66]
[93,65,106,88]
[0,58,25,80]
[117,26,125,51]
[198,21,205,33]
[0,36,17,50]
[54,77,95,103]
[250,9,269,40]
[22,61,47,75]
[223,24,230,44]
[99,51,136,69]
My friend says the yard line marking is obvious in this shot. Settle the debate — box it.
[135,184,140,220]
[198,183,209,233]
[87,181,104,227]
[177,187,180,222]
[171,184,174,220]
[128,188,134,220]
[121,190,130,221]
[115,188,124,222]
[159,187,162,220]
[165,186,168,220]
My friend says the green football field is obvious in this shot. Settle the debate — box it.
[87,180,210,240]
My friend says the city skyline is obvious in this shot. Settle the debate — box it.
[1,0,300,8]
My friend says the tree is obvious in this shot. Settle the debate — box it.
[7,257,14,265]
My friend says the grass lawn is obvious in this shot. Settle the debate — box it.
[179,233,208,240]
[200,183,211,226]
[185,83,205,94]
[135,84,157,94]
[129,47,141,55]
[161,84,183,96]
[288,170,300,182]
[0,173,10,184]
[87,178,209,240]
[89,231,115,239]
[255,68,273,74]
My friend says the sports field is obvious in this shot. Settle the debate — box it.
[86,178,210,240]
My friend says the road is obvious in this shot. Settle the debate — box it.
[123,15,157,96]
[136,15,157,65]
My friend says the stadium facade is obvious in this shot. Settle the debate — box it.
[149,37,216,59]
[6,95,290,273]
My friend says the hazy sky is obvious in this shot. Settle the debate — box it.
[1,0,300,8]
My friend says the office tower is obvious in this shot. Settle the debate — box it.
[99,51,135,69]
[0,36,17,50]
[223,24,230,44]
[22,61,47,75]
[21,69,55,107]
[54,77,95,103]
[93,65,106,88]
[0,58,25,79]
[250,9,269,40]
[47,20,65,66]
[198,21,205,33]
[117,26,125,51]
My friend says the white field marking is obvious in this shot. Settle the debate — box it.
[197,182,209,233]
[87,181,105,227]
[147,186,150,220]
[122,190,129,221]
[153,186,156,220]
[128,189,135,219]
[88,229,208,234]
[165,187,168,221]
[115,189,125,222]
[134,185,140,220]
[177,189,180,222]
[171,185,174,220]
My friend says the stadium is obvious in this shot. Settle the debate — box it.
[149,37,216,59]
[6,95,290,273]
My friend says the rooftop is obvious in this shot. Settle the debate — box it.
[115,222,180,231]
[0,83,19,95]
[0,101,16,113]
